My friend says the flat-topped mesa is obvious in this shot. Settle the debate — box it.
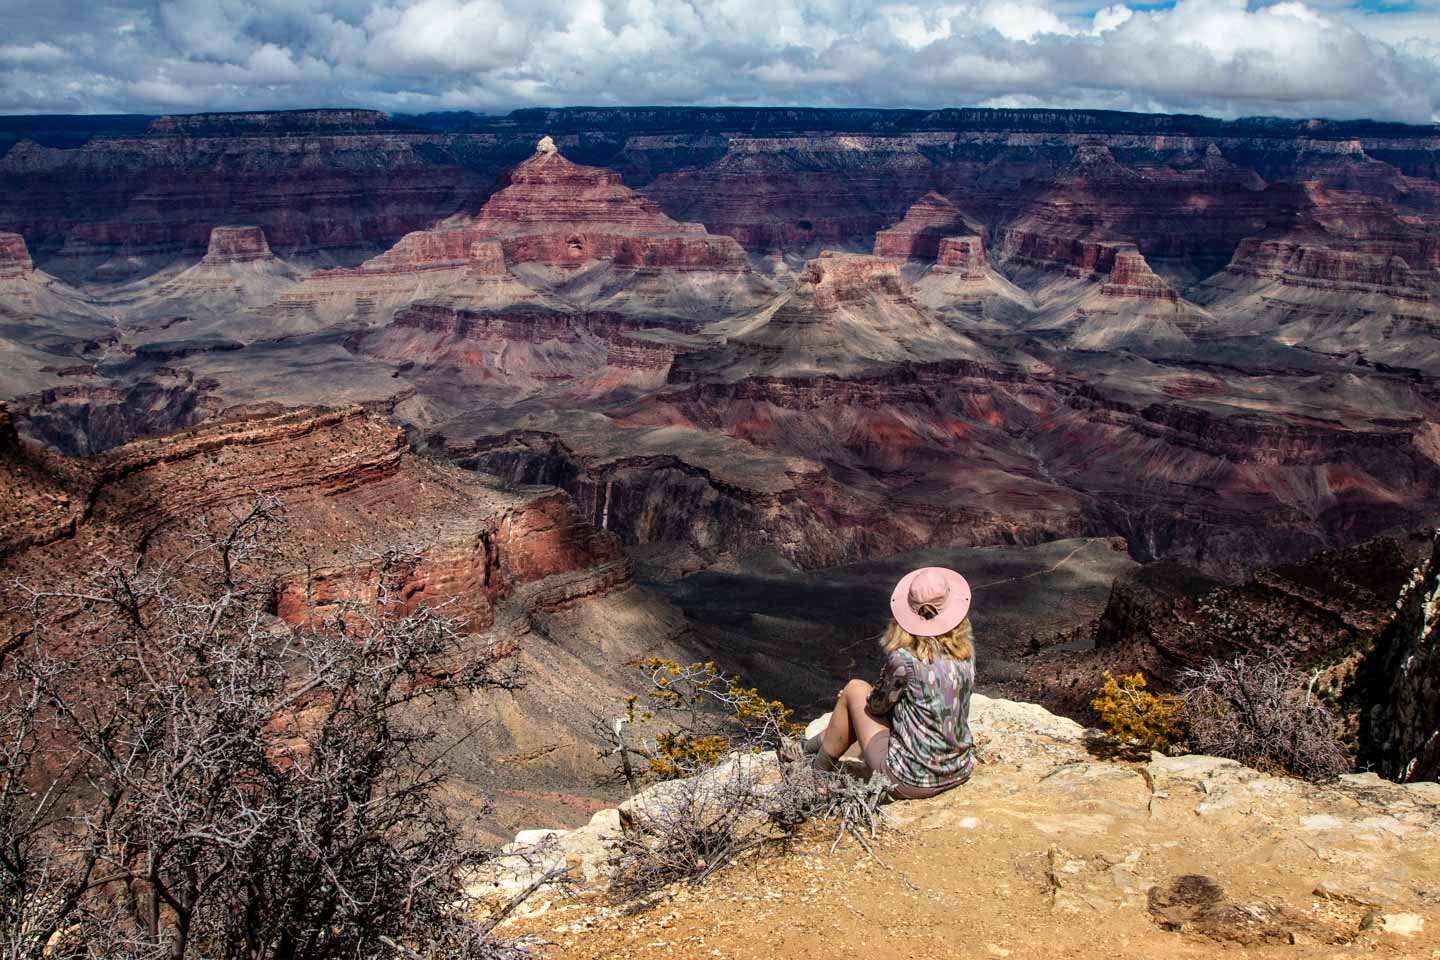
[199,226,274,265]
[798,252,911,309]
[1100,250,1179,301]
[471,137,749,272]
[1226,237,1430,301]
[873,192,976,261]
[995,229,1128,277]
[0,232,35,279]
[933,236,989,279]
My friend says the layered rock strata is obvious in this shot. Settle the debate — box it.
[466,139,749,272]
[199,225,274,265]
[1099,250,1179,301]
[873,192,978,261]
[933,236,989,278]
[0,231,35,278]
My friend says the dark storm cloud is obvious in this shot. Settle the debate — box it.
[0,0,1437,120]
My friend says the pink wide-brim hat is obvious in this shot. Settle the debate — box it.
[890,566,971,637]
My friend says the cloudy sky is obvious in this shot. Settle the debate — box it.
[2,0,1439,121]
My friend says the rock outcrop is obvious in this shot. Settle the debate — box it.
[873,192,978,261]
[1099,250,1179,301]
[933,235,989,278]
[1360,532,1440,782]
[199,225,274,265]
[0,232,35,278]
[675,252,985,380]
[467,138,749,272]
[1223,237,1429,301]
[317,232,506,278]
[0,404,684,830]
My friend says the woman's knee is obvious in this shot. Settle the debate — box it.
[842,678,872,700]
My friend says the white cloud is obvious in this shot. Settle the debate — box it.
[1091,5,1132,34]
[0,0,1437,121]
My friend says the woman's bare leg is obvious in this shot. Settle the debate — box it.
[819,679,891,759]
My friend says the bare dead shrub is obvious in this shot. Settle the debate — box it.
[0,496,538,960]
[1179,656,1349,781]
[607,755,898,900]
[607,758,785,898]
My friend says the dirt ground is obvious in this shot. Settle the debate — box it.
[511,820,1435,960]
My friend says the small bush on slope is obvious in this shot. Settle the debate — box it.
[604,658,805,784]
[1091,672,1188,753]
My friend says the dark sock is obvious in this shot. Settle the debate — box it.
[803,734,823,755]
[811,749,837,772]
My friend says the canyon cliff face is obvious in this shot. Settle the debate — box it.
[1360,533,1440,783]
[0,404,688,830]
[2,107,1439,588]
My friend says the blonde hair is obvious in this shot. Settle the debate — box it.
[882,615,974,662]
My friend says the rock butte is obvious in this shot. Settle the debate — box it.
[199,225,274,265]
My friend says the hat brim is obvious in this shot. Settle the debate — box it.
[890,567,971,637]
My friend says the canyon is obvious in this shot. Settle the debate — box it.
[2,106,1439,817]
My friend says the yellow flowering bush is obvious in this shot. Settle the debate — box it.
[618,657,805,782]
[1090,671,1188,753]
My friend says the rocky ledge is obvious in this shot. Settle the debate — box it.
[484,695,1440,956]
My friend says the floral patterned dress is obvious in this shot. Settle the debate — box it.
[866,646,975,791]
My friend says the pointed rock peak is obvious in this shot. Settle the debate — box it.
[201,225,274,265]
[0,231,35,279]
[916,191,960,211]
[535,134,558,156]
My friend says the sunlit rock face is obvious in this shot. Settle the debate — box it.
[0,232,35,278]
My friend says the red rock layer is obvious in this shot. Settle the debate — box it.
[0,405,629,632]
[934,236,989,279]
[996,231,1129,277]
[200,225,274,264]
[873,192,975,261]
[0,231,34,278]
[605,335,679,372]
[470,143,748,272]
[1100,251,1179,301]
[389,302,632,343]
[315,231,506,278]
[1226,237,1429,301]
[641,135,937,254]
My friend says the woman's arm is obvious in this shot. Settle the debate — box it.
[866,650,909,715]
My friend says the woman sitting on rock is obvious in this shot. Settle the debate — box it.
[805,566,975,799]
